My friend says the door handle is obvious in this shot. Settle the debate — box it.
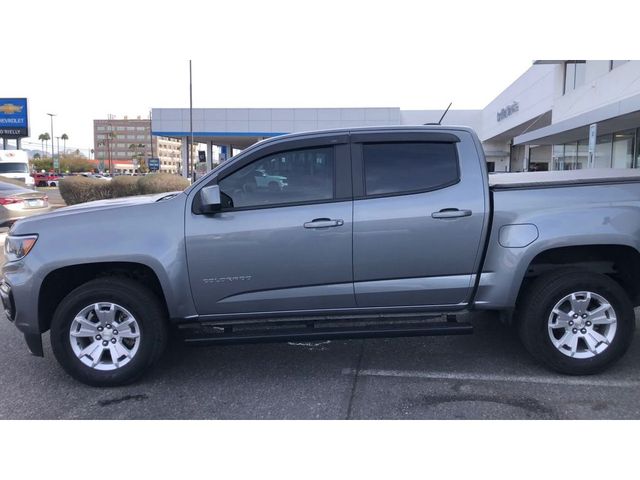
[304,218,344,229]
[431,208,472,219]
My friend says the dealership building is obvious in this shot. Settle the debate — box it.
[151,60,640,175]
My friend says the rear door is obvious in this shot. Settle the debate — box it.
[351,130,488,308]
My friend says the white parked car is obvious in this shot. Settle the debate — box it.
[80,173,111,181]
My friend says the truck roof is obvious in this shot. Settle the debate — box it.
[253,124,476,144]
[0,150,29,162]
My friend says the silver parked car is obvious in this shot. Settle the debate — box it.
[0,179,51,227]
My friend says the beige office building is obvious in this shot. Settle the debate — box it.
[93,116,196,174]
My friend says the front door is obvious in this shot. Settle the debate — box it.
[186,140,355,316]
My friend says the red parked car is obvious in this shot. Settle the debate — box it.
[32,172,60,187]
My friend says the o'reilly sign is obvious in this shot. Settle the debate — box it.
[0,98,29,137]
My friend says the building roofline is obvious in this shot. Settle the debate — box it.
[514,91,640,145]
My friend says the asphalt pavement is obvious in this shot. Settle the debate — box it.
[37,186,65,208]
[2,306,640,419]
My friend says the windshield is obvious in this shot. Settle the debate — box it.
[0,163,29,174]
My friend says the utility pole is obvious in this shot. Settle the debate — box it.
[189,59,194,180]
[149,109,155,162]
[47,113,56,172]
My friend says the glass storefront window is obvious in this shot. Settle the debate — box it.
[576,139,589,169]
[564,143,578,169]
[509,145,525,172]
[594,134,613,168]
[612,130,635,168]
[529,145,551,171]
[552,145,564,170]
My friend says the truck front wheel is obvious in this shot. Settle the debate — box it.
[518,270,635,375]
[50,277,168,387]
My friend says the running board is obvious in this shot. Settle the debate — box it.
[179,316,473,346]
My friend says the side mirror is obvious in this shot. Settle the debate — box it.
[200,185,222,214]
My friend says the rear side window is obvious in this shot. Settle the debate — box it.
[363,142,459,196]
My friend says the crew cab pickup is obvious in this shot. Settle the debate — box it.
[2,126,639,386]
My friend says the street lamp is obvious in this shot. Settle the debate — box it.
[56,136,60,169]
[47,113,56,172]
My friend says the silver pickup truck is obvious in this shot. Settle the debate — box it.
[2,126,639,386]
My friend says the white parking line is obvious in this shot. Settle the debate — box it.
[341,368,640,388]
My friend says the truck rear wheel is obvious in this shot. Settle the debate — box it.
[518,270,635,375]
[50,277,168,387]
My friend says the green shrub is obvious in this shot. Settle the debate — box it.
[59,173,189,205]
[59,176,112,205]
[137,173,190,195]
[111,175,140,198]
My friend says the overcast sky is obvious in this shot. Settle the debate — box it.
[3,0,636,154]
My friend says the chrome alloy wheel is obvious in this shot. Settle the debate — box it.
[547,291,617,359]
[69,303,142,371]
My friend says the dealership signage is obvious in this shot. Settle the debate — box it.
[588,123,597,155]
[0,98,29,137]
[148,157,160,171]
[496,101,519,122]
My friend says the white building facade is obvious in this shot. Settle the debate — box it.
[152,60,640,175]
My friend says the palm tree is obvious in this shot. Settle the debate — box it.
[61,133,69,156]
[38,133,50,156]
[129,143,145,173]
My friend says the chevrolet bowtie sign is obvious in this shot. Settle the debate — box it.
[0,98,29,138]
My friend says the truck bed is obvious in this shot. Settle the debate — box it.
[489,168,640,190]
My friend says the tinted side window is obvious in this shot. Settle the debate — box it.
[363,142,458,196]
[219,146,334,209]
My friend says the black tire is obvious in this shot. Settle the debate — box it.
[518,269,635,375]
[268,181,280,192]
[50,277,168,387]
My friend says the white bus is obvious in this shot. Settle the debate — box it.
[0,150,34,187]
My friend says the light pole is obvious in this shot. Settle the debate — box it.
[47,113,56,171]
[56,136,60,170]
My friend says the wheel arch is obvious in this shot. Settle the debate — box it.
[516,244,640,309]
[38,261,169,333]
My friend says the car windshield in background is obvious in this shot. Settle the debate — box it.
[0,163,29,174]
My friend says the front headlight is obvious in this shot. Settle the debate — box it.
[4,235,38,262]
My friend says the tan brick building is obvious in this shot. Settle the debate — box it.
[93,116,196,174]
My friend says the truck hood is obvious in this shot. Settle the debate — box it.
[10,191,185,233]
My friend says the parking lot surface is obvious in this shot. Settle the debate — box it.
[2,305,640,419]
